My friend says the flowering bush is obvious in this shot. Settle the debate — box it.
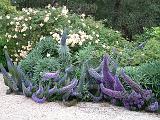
[0,5,128,64]
[0,0,16,14]
[117,27,160,66]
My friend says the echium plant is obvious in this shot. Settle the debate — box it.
[27,64,79,104]
[88,54,159,112]
[58,28,71,66]
[0,49,33,95]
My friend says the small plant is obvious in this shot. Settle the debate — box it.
[0,49,26,94]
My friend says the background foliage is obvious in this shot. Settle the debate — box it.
[0,6,128,65]
[57,0,160,40]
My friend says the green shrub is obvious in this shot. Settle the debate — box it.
[1,6,128,64]
[11,0,52,9]
[0,0,16,14]
[117,27,160,66]
[32,58,61,84]
[19,36,58,76]
[125,61,160,101]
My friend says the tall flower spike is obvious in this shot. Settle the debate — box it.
[141,90,153,101]
[43,71,59,80]
[94,61,103,73]
[4,49,15,71]
[147,102,159,112]
[59,78,78,94]
[32,85,46,103]
[121,69,143,93]
[114,75,125,92]
[65,65,73,73]
[32,93,46,103]
[102,55,115,89]
[100,83,128,99]
[88,68,103,83]
[36,85,44,95]
[58,72,68,85]
[22,82,32,97]
[60,28,68,46]
[48,86,58,96]
[0,64,18,92]
[88,84,103,102]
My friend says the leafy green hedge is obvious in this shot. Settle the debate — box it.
[0,0,16,14]
[124,61,160,101]
[117,27,160,66]
[0,6,128,64]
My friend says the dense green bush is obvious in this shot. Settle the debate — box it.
[0,0,16,14]
[124,61,160,101]
[19,37,59,81]
[117,27,160,66]
[1,6,128,64]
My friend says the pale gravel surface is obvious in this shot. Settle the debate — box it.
[0,74,159,120]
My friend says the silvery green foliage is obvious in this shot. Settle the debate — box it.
[58,28,70,65]
[19,36,58,79]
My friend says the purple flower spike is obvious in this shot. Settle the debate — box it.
[142,90,153,101]
[121,69,143,93]
[147,102,159,112]
[43,71,59,80]
[59,78,78,93]
[89,92,103,102]
[32,93,46,103]
[100,83,128,99]
[88,68,103,83]
[48,86,58,95]
[114,75,125,92]
[60,28,68,46]
[36,85,44,95]
[102,55,115,89]
[22,82,32,97]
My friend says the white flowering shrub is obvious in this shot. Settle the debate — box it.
[0,5,128,63]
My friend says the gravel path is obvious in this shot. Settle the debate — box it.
[0,74,159,120]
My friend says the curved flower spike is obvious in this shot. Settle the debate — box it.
[32,85,46,103]
[65,65,73,73]
[121,69,143,94]
[89,92,103,102]
[59,78,79,94]
[43,71,59,80]
[4,49,15,72]
[22,82,32,97]
[142,90,153,101]
[32,93,46,103]
[60,28,68,46]
[102,55,115,89]
[71,89,81,97]
[94,61,103,73]
[88,68,103,83]
[48,86,58,95]
[0,64,18,92]
[147,102,159,112]
[100,83,128,99]
[36,85,44,96]
[114,75,125,92]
